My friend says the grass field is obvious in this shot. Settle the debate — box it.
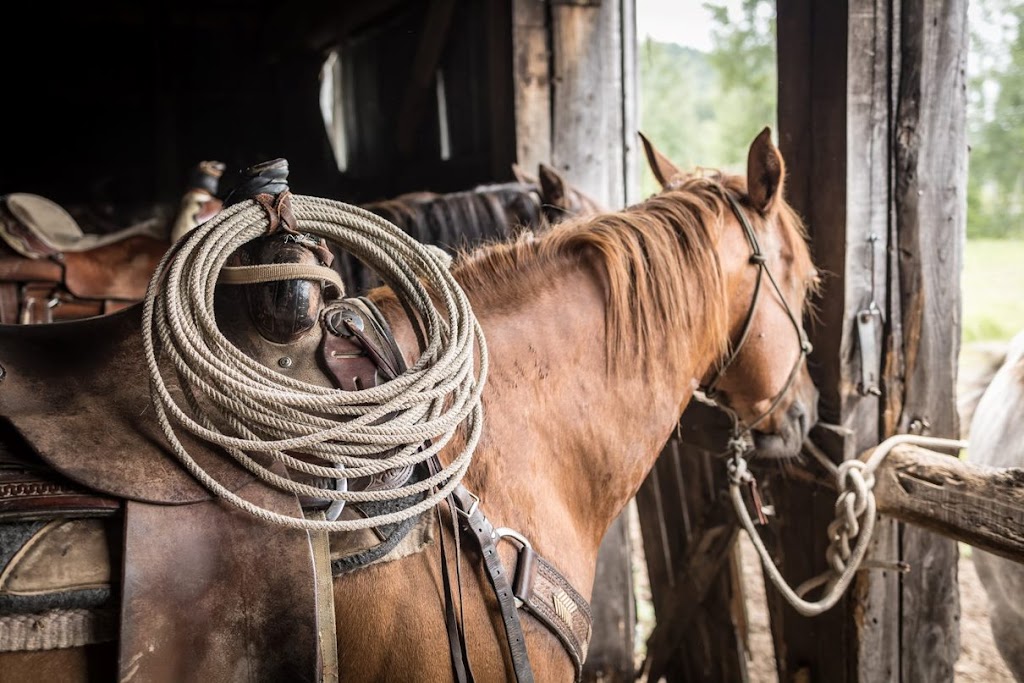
[962,239,1024,344]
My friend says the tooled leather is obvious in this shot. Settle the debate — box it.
[522,556,593,680]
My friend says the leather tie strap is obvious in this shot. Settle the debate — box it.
[453,485,534,683]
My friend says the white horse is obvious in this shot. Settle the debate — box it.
[968,330,1024,681]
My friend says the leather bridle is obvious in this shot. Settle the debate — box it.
[698,191,812,443]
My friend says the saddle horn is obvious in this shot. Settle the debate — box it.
[223,159,333,344]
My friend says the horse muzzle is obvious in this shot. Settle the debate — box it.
[751,388,818,460]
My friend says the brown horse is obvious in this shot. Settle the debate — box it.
[332,128,818,680]
[0,129,817,681]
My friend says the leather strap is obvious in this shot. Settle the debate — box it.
[309,511,340,683]
[516,552,592,681]
[453,485,534,683]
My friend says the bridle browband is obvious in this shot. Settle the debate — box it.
[698,191,812,441]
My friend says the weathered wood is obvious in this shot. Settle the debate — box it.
[772,1,865,680]
[511,0,552,173]
[892,1,969,680]
[871,445,1024,562]
[543,3,637,678]
[640,501,739,680]
[551,0,626,206]
[636,440,748,682]
[788,443,1024,563]
[583,516,636,681]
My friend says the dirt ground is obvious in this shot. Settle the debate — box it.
[737,535,1014,682]
[630,520,1014,682]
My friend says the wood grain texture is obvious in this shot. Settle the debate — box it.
[872,445,1024,562]
[772,2,861,680]
[893,1,968,680]
[636,440,748,682]
[511,0,552,172]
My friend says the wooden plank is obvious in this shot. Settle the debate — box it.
[844,3,902,679]
[892,1,969,680]
[771,2,862,680]
[551,0,625,206]
[583,516,636,680]
[636,441,748,682]
[511,0,552,171]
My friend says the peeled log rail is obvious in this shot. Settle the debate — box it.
[870,444,1024,563]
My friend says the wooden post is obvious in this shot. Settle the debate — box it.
[511,1,639,678]
[891,2,968,679]
[770,0,968,680]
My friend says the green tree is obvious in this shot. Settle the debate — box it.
[968,0,1024,238]
[704,0,777,168]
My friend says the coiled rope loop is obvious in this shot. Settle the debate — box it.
[732,433,967,616]
[142,195,488,531]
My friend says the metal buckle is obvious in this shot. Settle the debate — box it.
[494,528,534,608]
[324,462,349,522]
[456,489,480,518]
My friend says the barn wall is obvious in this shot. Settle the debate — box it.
[768,0,968,680]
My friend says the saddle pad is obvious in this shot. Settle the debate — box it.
[0,305,252,504]
[119,483,320,682]
[4,194,162,255]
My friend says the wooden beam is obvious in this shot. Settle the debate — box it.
[511,0,552,172]
[870,445,1024,562]
[891,1,969,679]
[641,506,740,681]
[636,440,749,681]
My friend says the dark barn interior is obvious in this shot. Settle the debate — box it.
[2,1,516,210]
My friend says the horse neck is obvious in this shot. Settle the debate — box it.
[376,255,710,594]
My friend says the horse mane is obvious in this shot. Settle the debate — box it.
[452,172,810,375]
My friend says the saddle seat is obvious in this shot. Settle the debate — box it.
[0,194,168,324]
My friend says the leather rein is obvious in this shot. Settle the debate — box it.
[698,191,812,446]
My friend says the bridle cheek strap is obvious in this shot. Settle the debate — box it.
[700,192,811,434]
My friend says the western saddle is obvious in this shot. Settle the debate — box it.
[0,161,593,682]
[0,161,224,324]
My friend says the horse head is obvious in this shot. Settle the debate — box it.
[512,162,604,221]
[641,128,820,459]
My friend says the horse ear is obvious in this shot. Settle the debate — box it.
[639,131,684,189]
[538,163,569,209]
[746,127,786,213]
[511,163,537,185]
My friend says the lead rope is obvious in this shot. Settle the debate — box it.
[142,195,488,531]
[730,433,967,616]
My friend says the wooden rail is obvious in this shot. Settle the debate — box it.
[673,413,1024,563]
[871,444,1024,563]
